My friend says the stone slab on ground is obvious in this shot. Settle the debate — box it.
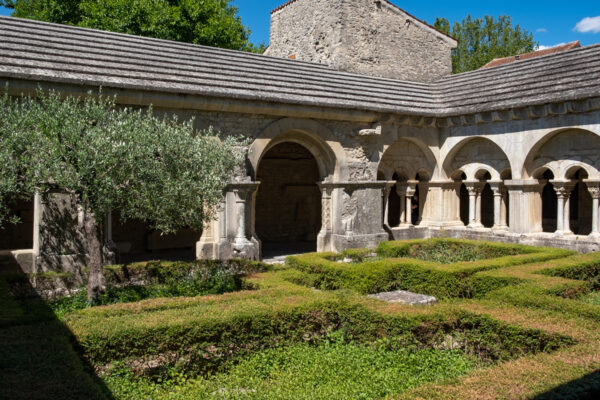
[367,290,437,306]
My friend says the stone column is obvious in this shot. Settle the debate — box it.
[219,195,227,243]
[382,181,395,228]
[233,188,248,246]
[489,181,505,230]
[585,180,600,237]
[500,186,509,229]
[464,181,483,228]
[404,181,418,226]
[317,183,334,252]
[396,183,408,226]
[551,181,574,236]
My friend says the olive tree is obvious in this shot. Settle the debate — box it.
[0,91,245,301]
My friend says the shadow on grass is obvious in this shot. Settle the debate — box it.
[0,255,114,400]
[533,370,600,400]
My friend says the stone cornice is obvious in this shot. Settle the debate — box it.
[386,97,600,128]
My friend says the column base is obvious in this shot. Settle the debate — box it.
[196,239,260,261]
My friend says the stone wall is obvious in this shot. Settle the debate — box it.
[265,0,456,82]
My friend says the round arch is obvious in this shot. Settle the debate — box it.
[249,118,345,181]
[522,128,600,180]
[443,137,512,180]
[377,138,437,181]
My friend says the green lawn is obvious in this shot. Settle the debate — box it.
[2,238,600,399]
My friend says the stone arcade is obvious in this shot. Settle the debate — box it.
[1,0,600,274]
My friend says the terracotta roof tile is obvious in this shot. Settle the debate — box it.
[480,41,581,69]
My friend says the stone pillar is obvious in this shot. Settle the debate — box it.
[464,181,483,228]
[551,181,574,236]
[585,180,600,237]
[317,183,334,252]
[404,180,418,226]
[329,181,389,252]
[500,186,509,229]
[233,188,249,246]
[417,181,429,225]
[503,180,546,234]
[382,181,395,228]
[219,195,227,243]
[489,181,505,230]
[396,183,408,225]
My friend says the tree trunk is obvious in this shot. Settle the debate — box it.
[83,209,105,302]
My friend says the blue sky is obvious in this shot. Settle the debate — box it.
[2,1,599,49]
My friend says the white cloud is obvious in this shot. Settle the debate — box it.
[574,16,600,33]
[536,43,566,51]
[536,28,548,33]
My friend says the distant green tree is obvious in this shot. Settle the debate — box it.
[0,91,245,301]
[434,15,537,73]
[0,0,264,52]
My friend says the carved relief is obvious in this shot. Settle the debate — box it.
[348,163,375,182]
[341,189,358,234]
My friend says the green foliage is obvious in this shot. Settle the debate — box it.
[582,291,600,306]
[287,240,570,298]
[50,259,269,317]
[434,15,537,73]
[103,343,476,400]
[0,90,245,233]
[377,238,531,264]
[2,0,264,52]
[539,252,600,290]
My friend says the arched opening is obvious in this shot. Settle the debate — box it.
[539,169,557,233]
[480,183,494,228]
[111,213,201,263]
[255,142,321,257]
[457,173,469,226]
[477,171,494,228]
[0,197,34,251]
[388,172,401,227]
[567,168,592,235]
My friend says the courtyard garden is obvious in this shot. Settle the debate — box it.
[2,238,600,399]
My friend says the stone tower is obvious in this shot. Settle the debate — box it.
[264,0,457,82]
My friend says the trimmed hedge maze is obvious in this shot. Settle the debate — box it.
[286,239,573,298]
[2,238,600,399]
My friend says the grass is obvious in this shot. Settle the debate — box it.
[2,238,600,399]
[103,341,476,400]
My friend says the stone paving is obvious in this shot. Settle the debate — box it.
[367,290,437,306]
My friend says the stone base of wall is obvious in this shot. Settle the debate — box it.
[197,238,261,261]
[389,226,600,254]
[331,232,390,252]
[0,250,35,274]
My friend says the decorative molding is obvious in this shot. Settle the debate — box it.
[389,97,600,128]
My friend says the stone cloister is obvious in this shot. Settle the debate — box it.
[1,0,600,273]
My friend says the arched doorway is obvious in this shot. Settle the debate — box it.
[255,142,322,257]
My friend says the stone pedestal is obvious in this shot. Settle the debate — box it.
[197,182,260,260]
[330,181,390,252]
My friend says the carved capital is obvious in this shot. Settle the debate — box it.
[551,181,575,198]
[588,186,600,200]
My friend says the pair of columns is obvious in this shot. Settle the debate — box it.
[383,180,419,227]
[552,180,600,237]
[463,181,507,229]
[587,182,600,236]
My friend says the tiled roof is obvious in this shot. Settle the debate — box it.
[0,17,598,117]
[480,41,581,69]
